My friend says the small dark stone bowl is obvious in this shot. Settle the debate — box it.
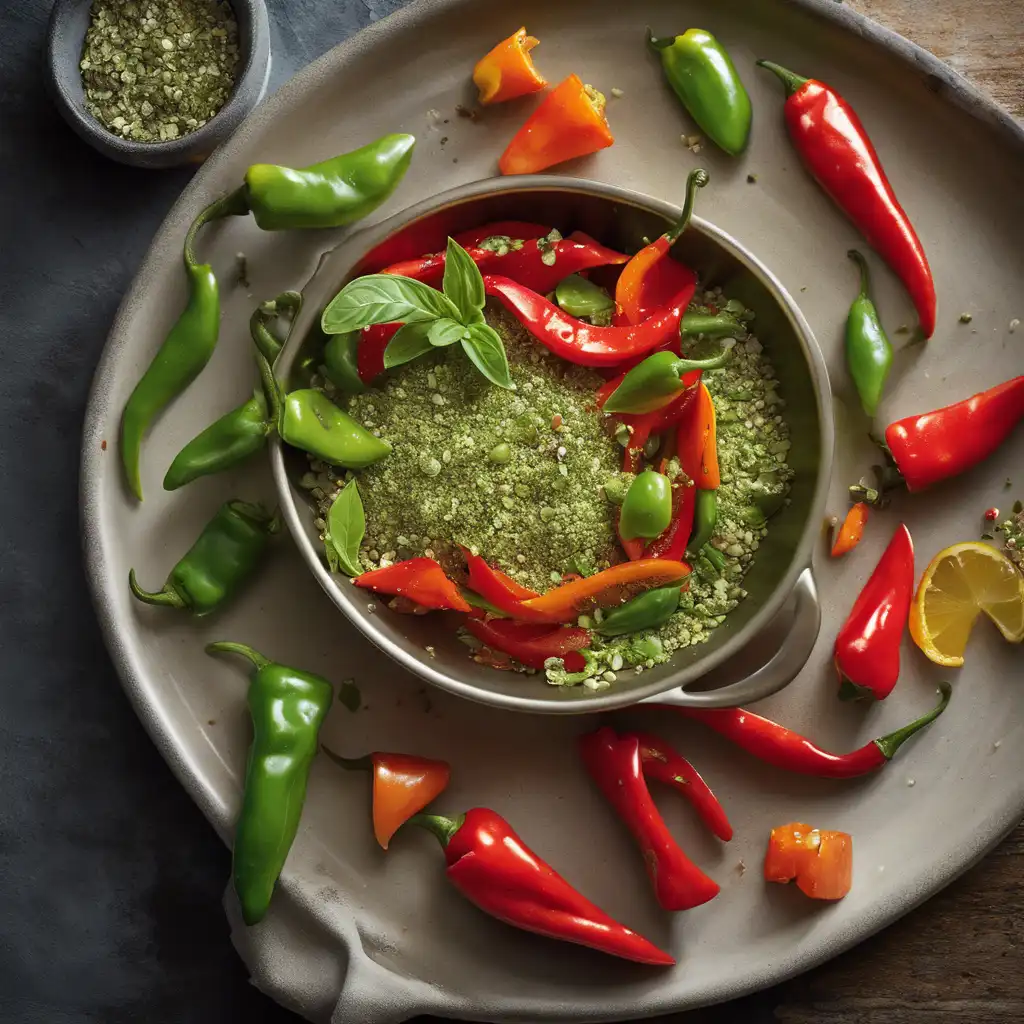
[46,0,271,169]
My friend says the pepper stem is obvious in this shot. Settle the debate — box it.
[321,747,373,772]
[665,169,710,246]
[848,249,871,300]
[673,349,732,374]
[205,641,271,671]
[756,59,810,98]
[645,27,674,52]
[874,683,952,760]
[127,569,185,609]
[250,314,285,427]
[408,812,465,848]
[183,186,249,268]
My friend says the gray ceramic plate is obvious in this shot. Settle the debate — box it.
[81,1,1024,1021]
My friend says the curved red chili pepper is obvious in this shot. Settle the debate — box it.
[354,557,471,612]
[884,376,1024,492]
[834,523,914,701]
[579,728,719,912]
[659,682,951,778]
[465,618,591,672]
[357,323,400,383]
[628,731,733,842]
[759,60,936,338]
[831,502,870,558]
[484,274,693,367]
[412,808,675,965]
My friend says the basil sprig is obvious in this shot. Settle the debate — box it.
[326,479,365,577]
[321,238,512,389]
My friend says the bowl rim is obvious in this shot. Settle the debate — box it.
[271,174,835,714]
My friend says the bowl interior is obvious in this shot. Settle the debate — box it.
[274,181,830,712]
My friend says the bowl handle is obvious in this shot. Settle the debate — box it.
[641,567,820,709]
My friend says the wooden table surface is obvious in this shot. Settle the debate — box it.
[670,2,1024,1021]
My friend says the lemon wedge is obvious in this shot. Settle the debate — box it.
[910,542,1024,667]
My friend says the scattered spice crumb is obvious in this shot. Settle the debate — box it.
[1009,318,1020,333]
[455,104,479,122]
[895,324,909,334]
[100,439,107,450]
[610,87,624,99]
[235,252,249,288]
[906,778,916,787]
[800,286,807,292]
[958,312,973,323]
[452,157,459,164]
[439,136,448,146]
[737,859,747,875]
[981,532,994,540]
[1006,478,1013,489]
[746,173,758,183]
[208,719,216,726]
[425,645,436,658]
[994,740,1002,750]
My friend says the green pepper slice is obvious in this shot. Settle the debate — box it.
[599,585,682,636]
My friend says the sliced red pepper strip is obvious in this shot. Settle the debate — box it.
[466,618,590,672]
[833,523,914,701]
[830,502,870,557]
[454,221,552,247]
[484,274,692,367]
[580,728,720,912]
[354,557,472,612]
[697,383,719,489]
[518,558,691,624]
[412,808,675,965]
[357,323,400,383]
[463,549,559,621]
[473,27,547,106]
[499,75,614,175]
[629,731,733,842]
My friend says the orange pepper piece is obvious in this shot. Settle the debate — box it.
[764,821,852,900]
[473,27,547,106]
[499,75,614,175]
[830,502,870,557]
[697,383,719,489]
[764,821,816,882]
[371,752,451,850]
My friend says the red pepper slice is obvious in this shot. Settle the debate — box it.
[357,323,400,383]
[696,384,719,489]
[830,502,870,557]
[454,221,552,247]
[580,728,720,912]
[412,808,674,965]
[484,274,692,367]
[833,523,914,701]
[465,618,590,672]
[354,557,471,612]
[629,731,733,842]
[461,550,554,623]
[473,27,547,106]
[765,822,853,901]
[499,75,614,175]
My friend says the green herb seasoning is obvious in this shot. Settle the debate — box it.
[80,0,240,143]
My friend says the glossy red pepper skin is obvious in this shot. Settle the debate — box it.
[465,618,591,672]
[453,221,552,247]
[484,275,695,367]
[580,728,720,911]
[629,731,733,842]
[834,524,914,701]
[884,376,1024,492]
[357,323,400,383]
[758,61,935,338]
[418,808,675,965]
[659,682,951,778]
[354,557,471,612]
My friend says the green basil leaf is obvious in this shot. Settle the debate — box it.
[442,237,486,322]
[321,274,459,334]
[428,318,469,348]
[383,322,434,368]
[324,537,340,573]
[461,323,513,390]
[328,479,365,577]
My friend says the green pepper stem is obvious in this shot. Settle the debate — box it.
[848,249,871,300]
[321,747,373,772]
[250,316,284,427]
[874,683,952,761]
[673,350,731,374]
[665,169,710,246]
[645,27,673,52]
[756,59,810,98]
[205,641,271,671]
[183,186,249,269]
[408,812,464,848]
[127,568,185,609]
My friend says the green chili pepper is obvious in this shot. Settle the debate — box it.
[279,389,390,468]
[703,546,728,575]
[619,469,673,540]
[599,585,682,636]
[681,310,745,339]
[845,250,893,417]
[686,489,719,559]
[323,330,367,395]
[604,347,731,414]
[128,500,279,615]
[647,28,752,156]
[206,641,336,926]
[554,274,615,319]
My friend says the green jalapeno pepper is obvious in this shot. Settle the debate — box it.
[128,500,280,615]
[555,274,615,320]
[323,330,367,395]
[681,310,745,339]
[206,641,337,926]
[686,489,718,559]
[604,347,732,414]
[845,250,893,417]
[599,585,682,636]
[619,469,673,540]
[647,28,752,156]
[279,389,390,468]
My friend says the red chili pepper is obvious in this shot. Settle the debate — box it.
[354,557,471,612]
[579,728,719,912]
[758,60,936,338]
[465,618,591,672]
[463,549,540,613]
[357,323,400,383]
[834,523,914,701]
[485,275,694,367]
[984,507,1000,522]
[629,731,733,842]
[453,221,552,247]
[321,748,451,850]
[410,808,675,965]
[830,502,870,558]
[884,376,1024,493]
[658,682,951,778]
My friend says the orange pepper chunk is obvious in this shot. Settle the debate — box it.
[697,383,719,489]
[473,27,547,106]
[371,752,451,850]
[499,75,614,175]
[764,821,852,900]
[763,822,816,883]
[830,502,870,557]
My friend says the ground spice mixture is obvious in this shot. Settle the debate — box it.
[80,0,240,143]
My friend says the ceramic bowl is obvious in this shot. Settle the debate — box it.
[271,176,834,714]
[46,0,270,169]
